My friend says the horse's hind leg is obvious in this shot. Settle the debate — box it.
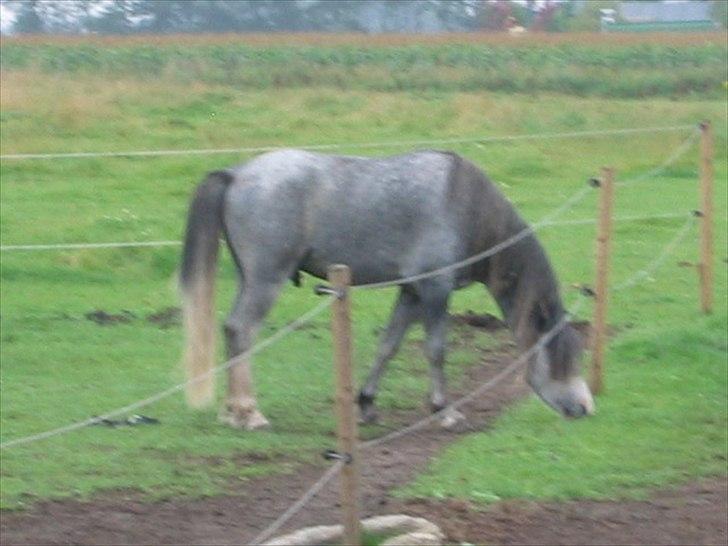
[220,279,284,430]
[359,288,419,424]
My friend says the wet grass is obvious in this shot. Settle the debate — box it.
[401,315,727,503]
[0,62,726,510]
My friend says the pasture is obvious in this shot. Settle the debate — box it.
[1,33,726,544]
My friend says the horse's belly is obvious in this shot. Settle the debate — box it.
[300,225,468,287]
[300,243,404,285]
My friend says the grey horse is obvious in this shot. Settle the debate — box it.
[180,149,594,430]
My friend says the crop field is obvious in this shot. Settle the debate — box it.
[1,31,726,97]
[0,33,726,544]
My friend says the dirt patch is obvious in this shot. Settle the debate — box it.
[450,314,609,347]
[84,309,136,326]
[84,307,184,328]
[451,311,506,331]
[145,306,181,329]
[395,478,728,546]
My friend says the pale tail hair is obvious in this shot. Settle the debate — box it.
[179,171,234,407]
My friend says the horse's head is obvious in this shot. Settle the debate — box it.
[526,320,594,419]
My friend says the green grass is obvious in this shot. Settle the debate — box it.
[401,316,727,503]
[0,45,726,512]
[1,36,726,98]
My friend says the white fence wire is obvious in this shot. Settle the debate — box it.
[252,298,590,545]
[250,205,699,545]
[0,122,708,543]
[0,128,702,452]
[0,297,335,450]
[250,129,705,542]
[0,125,699,253]
[616,128,700,188]
[0,240,181,252]
[0,155,593,450]
[0,213,698,252]
[612,214,697,292]
[0,124,696,161]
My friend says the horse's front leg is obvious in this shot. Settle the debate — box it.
[422,291,465,430]
[359,288,419,424]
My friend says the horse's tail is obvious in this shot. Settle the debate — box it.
[179,170,234,408]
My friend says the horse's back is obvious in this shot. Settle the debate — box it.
[221,149,498,284]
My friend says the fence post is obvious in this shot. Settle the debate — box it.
[328,265,361,546]
[699,121,714,314]
[590,167,615,395]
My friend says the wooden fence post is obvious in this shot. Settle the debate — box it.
[590,167,615,395]
[328,265,361,546]
[699,121,714,314]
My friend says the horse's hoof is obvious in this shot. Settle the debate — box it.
[359,407,379,425]
[218,409,246,429]
[245,410,271,431]
[439,408,466,430]
[358,392,378,425]
[218,407,270,430]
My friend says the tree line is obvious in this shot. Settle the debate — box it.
[3,0,605,35]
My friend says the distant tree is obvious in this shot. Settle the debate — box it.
[478,0,512,31]
[2,0,504,36]
[8,0,93,33]
[563,0,619,32]
[7,0,45,33]
[133,0,192,33]
[85,0,144,34]
[200,0,258,33]
[530,0,560,31]
[429,0,481,31]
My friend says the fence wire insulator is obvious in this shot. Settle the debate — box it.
[580,286,596,297]
[313,284,345,299]
[322,449,352,464]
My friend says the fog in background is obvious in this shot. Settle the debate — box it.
[0,0,613,35]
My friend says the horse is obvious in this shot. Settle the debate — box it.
[180,149,594,430]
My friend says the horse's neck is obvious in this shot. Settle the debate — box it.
[484,237,561,350]
[492,279,539,349]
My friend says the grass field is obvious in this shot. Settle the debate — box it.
[0,34,726,512]
[1,32,726,97]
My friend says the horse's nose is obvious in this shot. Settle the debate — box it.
[562,400,589,419]
[563,379,595,418]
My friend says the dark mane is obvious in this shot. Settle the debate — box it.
[445,153,581,378]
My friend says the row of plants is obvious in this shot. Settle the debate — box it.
[2,39,725,98]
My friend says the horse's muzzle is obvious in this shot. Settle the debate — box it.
[558,379,595,419]
[560,398,591,419]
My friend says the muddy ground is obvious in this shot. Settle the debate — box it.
[2,319,726,546]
